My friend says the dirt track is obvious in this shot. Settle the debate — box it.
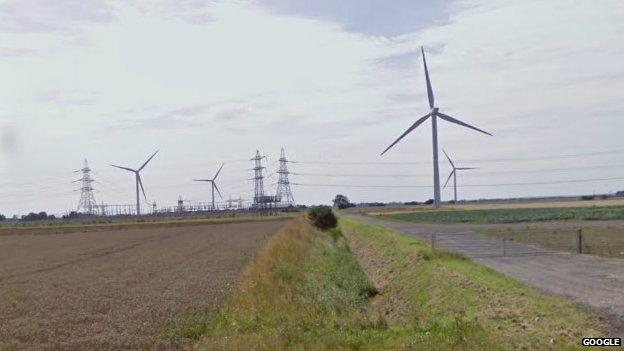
[0,220,286,351]
[347,214,624,333]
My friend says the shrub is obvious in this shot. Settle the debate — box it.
[333,194,355,209]
[307,206,338,230]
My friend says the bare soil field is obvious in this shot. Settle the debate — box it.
[0,220,287,351]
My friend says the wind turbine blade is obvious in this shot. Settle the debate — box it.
[139,150,159,171]
[109,164,135,172]
[380,113,431,155]
[436,112,493,136]
[213,163,224,180]
[193,179,212,182]
[457,167,478,170]
[137,175,147,200]
[442,149,455,168]
[421,46,435,109]
[213,183,223,199]
[443,170,454,188]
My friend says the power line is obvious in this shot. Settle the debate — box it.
[292,176,624,189]
[291,164,624,178]
[289,147,624,166]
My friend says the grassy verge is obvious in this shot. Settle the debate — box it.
[477,226,624,258]
[196,216,604,350]
[195,218,379,350]
[382,206,624,224]
[341,218,604,349]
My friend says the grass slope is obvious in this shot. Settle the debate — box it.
[196,217,604,350]
[196,218,379,350]
[384,206,624,224]
[341,218,604,349]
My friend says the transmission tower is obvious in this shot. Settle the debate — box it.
[275,147,295,206]
[76,159,98,215]
[251,150,266,207]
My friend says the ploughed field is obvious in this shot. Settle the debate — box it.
[0,220,285,351]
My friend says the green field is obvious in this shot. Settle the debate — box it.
[195,217,604,350]
[383,206,624,224]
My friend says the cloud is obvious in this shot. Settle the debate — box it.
[0,0,116,33]
[1,0,624,214]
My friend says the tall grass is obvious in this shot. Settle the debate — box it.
[197,218,378,350]
[340,218,605,349]
[196,217,605,350]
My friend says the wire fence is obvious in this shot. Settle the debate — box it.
[432,228,624,259]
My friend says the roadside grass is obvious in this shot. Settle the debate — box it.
[477,226,624,258]
[159,307,215,348]
[339,218,605,350]
[196,218,382,350]
[196,216,603,350]
[383,206,624,224]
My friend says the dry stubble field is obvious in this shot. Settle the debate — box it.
[0,219,287,351]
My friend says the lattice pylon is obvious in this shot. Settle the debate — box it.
[251,150,266,206]
[275,147,294,206]
[76,159,98,215]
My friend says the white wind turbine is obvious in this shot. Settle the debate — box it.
[381,46,492,208]
[193,163,224,210]
[110,150,159,215]
[442,149,477,203]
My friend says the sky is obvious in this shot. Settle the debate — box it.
[0,0,623,216]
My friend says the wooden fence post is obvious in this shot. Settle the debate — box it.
[502,238,507,256]
[430,233,436,254]
[577,229,583,254]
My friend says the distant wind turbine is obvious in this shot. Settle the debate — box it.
[381,46,492,208]
[442,149,477,203]
[110,150,159,215]
[194,163,224,210]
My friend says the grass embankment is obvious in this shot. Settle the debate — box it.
[196,217,603,350]
[196,218,378,350]
[383,206,624,224]
[341,219,604,349]
[477,226,624,258]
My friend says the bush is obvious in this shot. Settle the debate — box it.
[333,194,355,209]
[307,206,338,230]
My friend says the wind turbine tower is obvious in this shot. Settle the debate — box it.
[275,147,295,206]
[442,150,477,203]
[381,46,492,208]
[109,150,159,215]
[76,159,97,215]
[193,163,224,210]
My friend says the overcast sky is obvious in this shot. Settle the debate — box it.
[1,0,623,215]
